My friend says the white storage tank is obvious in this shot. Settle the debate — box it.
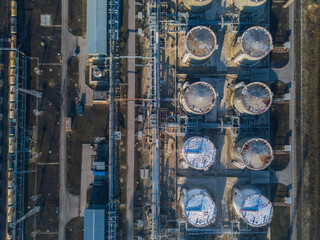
[182,188,217,227]
[182,136,217,170]
[233,188,273,227]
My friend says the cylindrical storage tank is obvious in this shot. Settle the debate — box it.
[7,194,13,206]
[233,27,273,64]
[92,66,102,78]
[9,67,16,77]
[9,53,16,68]
[9,86,15,102]
[233,188,273,227]
[183,26,218,64]
[6,232,13,240]
[182,136,217,170]
[233,82,272,115]
[183,0,213,12]
[234,138,273,170]
[180,82,217,115]
[234,0,266,11]
[7,206,13,225]
[10,35,16,49]
[8,137,15,153]
[9,75,16,86]
[8,160,14,171]
[11,1,17,17]
[182,188,217,227]
[9,103,15,119]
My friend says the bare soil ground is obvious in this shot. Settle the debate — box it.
[270,0,290,68]
[36,235,58,240]
[271,206,290,240]
[68,0,87,36]
[23,0,62,238]
[295,0,320,239]
[65,217,84,240]
[66,105,109,195]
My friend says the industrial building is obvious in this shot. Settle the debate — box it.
[181,136,217,170]
[233,188,273,227]
[233,26,273,64]
[181,188,217,227]
[180,81,217,115]
[233,137,274,170]
[84,209,105,240]
[182,26,218,63]
[86,0,107,54]
[233,82,273,115]
[183,0,213,13]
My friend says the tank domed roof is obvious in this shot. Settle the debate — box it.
[182,188,217,227]
[182,136,217,170]
[186,26,217,58]
[181,82,216,114]
[241,26,273,59]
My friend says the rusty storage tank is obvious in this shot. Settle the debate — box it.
[182,26,218,64]
[180,82,217,115]
[233,137,273,170]
[234,0,266,11]
[233,82,273,115]
[233,27,273,64]
[183,0,213,12]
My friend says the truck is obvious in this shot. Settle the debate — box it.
[78,105,83,116]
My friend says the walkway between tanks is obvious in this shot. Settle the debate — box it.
[126,0,136,238]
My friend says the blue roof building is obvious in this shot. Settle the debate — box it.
[86,0,107,54]
[84,209,105,239]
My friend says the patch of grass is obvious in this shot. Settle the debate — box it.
[65,217,84,240]
[68,56,79,83]
[270,184,289,202]
[68,0,87,36]
[270,154,290,171]
[271,206,290,240]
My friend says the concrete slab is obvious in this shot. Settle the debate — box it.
[80,144,95,216]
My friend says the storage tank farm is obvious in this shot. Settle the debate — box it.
[234,0,267,11]
[183,0,213,12]
[233,82,273,115]
[180,82,217,115]
[233,26,273,65]
[181,136,217,170]
[181,188,217,227]
[233,188,273,227]
[182,26,218,64]
[233,137,274,170]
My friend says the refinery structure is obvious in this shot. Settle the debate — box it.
[0,0,293,237]
[124,0,290,236]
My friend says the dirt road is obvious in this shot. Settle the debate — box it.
[294,0,320,239]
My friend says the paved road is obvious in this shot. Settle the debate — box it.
[58,0,81,239]
[271,2,297,239]
[126,0,136,238]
